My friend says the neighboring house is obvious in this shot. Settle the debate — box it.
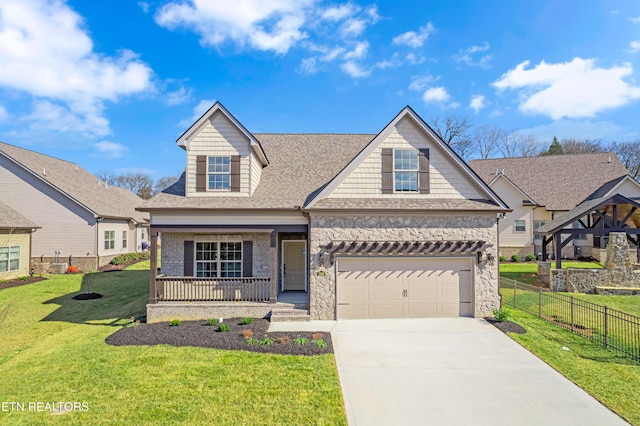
[0,202,39,279]
[469,154,640,259]
[139,103,509,322]
[0,142,149,272]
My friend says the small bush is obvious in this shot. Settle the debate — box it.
[125,317,140,328]
[205,318,217,326]
[17,276,30,281]
[241,329,254,340]
[241,317,254,325]
[260,337,274,346]
[218,323,231,332]
[276,336,290,344]
[110,252,150,265]
[499,255,506,262]
[294,336,308,346]
[66,266,79,274]
[493,309,509,322]
[246,337,258,345]
[525,254,537,261]
[511,254,521,262]
[169,319,182,327]
[313,338,327,348]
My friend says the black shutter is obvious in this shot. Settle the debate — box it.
[381,148,393,194]
[242,241,253,277]
[418,148,430,194]
[196,156,207,192]
[184,241,194,276]
[230,155,241,192]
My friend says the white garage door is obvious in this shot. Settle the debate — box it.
[337,257,473,319]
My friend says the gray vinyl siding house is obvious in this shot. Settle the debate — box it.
[140,103,510,323]
[0,142,149,272]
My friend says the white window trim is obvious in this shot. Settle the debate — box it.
[392,149,419,193]
[207,156,232,192]
[0,246,20,272]
[122,230,128,249]
[514,220,526,233]
[104,230,115,250]
[195,241,243,278]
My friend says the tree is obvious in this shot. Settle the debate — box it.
[472,125,503,159]
[561,138,603,154]
[541,136,563,156]
[429,114,473,160]
[609,140,640,179]
[153,176,180,195]
[498,131,542,158]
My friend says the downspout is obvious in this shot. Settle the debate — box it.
[95,217,102,270]
[496,213,503,309]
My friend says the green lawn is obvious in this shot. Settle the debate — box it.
[499,261,603,284]
[0,263,346,425]
[503,307,640,425]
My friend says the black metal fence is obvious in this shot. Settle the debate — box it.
[500,277,640,362]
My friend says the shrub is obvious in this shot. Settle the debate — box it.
[525,254,537,261]
[499,255,506,262]
[17,276,30,281]
[241,317,254,325]
[511,254,521,262]
[241,329,254,340]
[66,266,79,274]
[294,336,308,346]
[313,338,327,348]
[493,309,509,322]
[218,323,231,332]
[110,252,150,265]
[246,337,258,345]
[169,319,182,327]
[276,336,290,344]
[260,337,273,346]
[125,316,140,328]
[205,318,217,326]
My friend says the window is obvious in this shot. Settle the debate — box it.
[122,230,128,249]
[394,149,418,192]
[141,228,145,240]
[574,221,587,240]
[0,246,20,272]
[207,156,231,190]
[196,242,242,278]
[534,220,546,241]
[514,220,526,232]
[104,231,115,250]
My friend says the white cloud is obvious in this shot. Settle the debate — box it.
[0,105,8,122]
[297,57,319,74]
[341,61,370,78]
[422,87,450,104]
[341,18,366,37]
[455,42,491,68]
[493,57,640,119]
[0,0,154,137]
[628,41,640,53]
[517,119,623,141]
[26,100,110,135]
[629,16,640,23]
[405,53,426,65]
[344,41,368,60]
[392,22,435,48]
[155,0,313,54]
[469,95,486,113]
[138,1,150,13]
[375,52,402,69]
[179,99,216,127]
[165,86,192,105]
[322,4,356,21]
[409,75,437,91]
[93,141,129,159]
[321,47,346,61]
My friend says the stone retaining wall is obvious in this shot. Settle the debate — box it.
[146,303,273,323]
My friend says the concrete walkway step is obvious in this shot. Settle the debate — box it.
[270,308,311,322]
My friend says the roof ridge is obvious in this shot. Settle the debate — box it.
[253,132,377,136]
[470,151,618,162]
[0,141,81,167]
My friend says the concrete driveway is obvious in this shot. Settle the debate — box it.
[331,318,627,426]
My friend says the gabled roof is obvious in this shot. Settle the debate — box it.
[469,153,629,211]
[0,142,147,223]
[177,102,269,166]
[304,106,508,210]
[535,194,640,235]
[582,175,640,202]
[488,173,537,206]
[0,202,39,229]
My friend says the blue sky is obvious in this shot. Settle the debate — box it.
[1,0,640,179]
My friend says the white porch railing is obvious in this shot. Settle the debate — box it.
[156,276,271,302]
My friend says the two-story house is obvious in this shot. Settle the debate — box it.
[139,103,509,322]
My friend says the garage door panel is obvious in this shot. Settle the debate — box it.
[407,287,437,301]
[338,304,370,319]
[438,303,462,316]
[407,302,438,317]
[373,304,404,318]
[374,289,404,302]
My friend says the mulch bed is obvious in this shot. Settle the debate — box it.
[0,276,47,291]
[485,318,527,334]
[106,318,333,356]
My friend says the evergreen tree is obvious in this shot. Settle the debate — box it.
[541,136,563,156]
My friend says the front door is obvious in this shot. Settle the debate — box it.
[283,241,306,291]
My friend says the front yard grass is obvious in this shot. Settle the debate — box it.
[502,307,640,425]
[0,264,346,425]
[499,260,602,284]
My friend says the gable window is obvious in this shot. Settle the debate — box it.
[104,231,115,250]
[574,221,587,240]
[0,246,20,272]
[514,220,526,232]
[122,230,128,249]
[534,220,546,241]
[208,156,231,190]
[196,242,242,278]
[394,149,418,192]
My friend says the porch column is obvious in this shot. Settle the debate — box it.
[554,231,562,269]
[269,231,277,304]
[149,230,158,304]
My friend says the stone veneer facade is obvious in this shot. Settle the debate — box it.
[308,213,500,320]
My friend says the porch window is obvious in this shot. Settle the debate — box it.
[207,156,231,190]
[195,242,242,277]
[514,220,526,232]
[573,221,587,240]
[394,149,418,192]
[104,230,115,250]
[0,246,20,272]
[534,220,546,241]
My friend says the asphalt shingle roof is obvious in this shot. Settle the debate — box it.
[469,153,629,211]
[0,142,148,222]
[0,202,39,229]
